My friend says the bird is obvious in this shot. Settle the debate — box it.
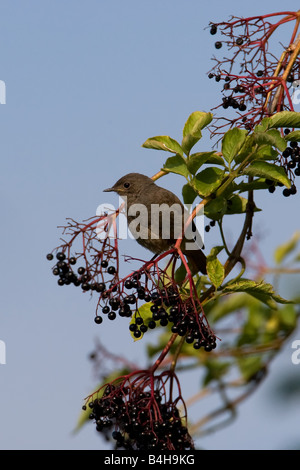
[103,173,207,274]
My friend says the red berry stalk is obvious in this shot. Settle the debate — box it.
[208,11,300,136]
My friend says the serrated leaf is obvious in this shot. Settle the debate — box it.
[271,293,293,305]
[254,145,279,161]
[269,111,300,129]
[204,197,227,220]
[163,154,189,178]
[187,151,221,174]
[234,135,255,164]
[237,178,271,193]
[222,279,291,307]
[253,129,287,152]
[182,183,198,204]
[237,356,263,382]
[209,246,224,257]
[254,117,272,132]
[223,279,272,295]
[203,154,225,165]
[207,248,225,289]
[226,194,261,215]
[192,167,225,197]
[242,161,291,188]
[222,127,248,164]
[278,304,297,330]
[142,135,184,157]
[284,130,300,142]
[182,111,213,155]
[248,291,278,309]
[274,231,300,264]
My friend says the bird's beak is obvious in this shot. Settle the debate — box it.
[103,187,115,192]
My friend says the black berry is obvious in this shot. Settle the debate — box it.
[107,266,116,275]
[210,25,217,35]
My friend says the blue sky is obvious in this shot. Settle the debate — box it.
[0,0,299,449]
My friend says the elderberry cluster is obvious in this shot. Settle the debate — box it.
[264,133,299,197]
[46,251,117,293]
[207,20,299,135]
[111,279,216,351]
[47,251,217,352]
[84,383,194,450]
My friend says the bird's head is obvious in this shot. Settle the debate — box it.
[103,173,154,198]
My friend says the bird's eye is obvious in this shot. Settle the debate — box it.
[123,182,130,189]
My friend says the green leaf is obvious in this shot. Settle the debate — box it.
[209,293,250,322]
[284,130,300,142]
[187,151,221,174]
[235,135,279,164]
[223,279,270,295]
[248,292,278,309]
[174,263,188,283]
[192,167,225,197]
[207,247,225,289]
[253,145,279,161]
[163,154,189,178]
[278,304,297,330]
[274,231,300,264]
[253,129,286,152]
[222,279,291,308]
[143,135,184,157]
[242,161,291,188]
[269,111,300,129]
[182,111,213,155]
[204,197,227,220]
[222,127,248,164]
[254,117,272,132]
[203,360,231,386]
[234,135,255,164]
[226,194,261,215]
[271,293,294,305]
[202,154,225,165]
[236,178,271,193]
[238,303,267,345]
[182,184,198,204]
[209,246,224,257]
[237,356,263,382]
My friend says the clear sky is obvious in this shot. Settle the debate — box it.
[0,0,299,450]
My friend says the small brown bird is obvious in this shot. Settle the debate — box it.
[104,173,207,274]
